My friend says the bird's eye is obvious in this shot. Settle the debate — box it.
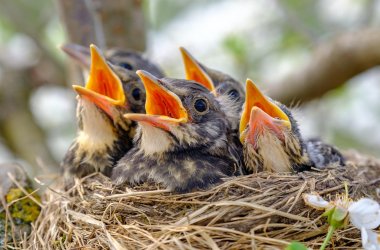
[131,88,142,101]
[119,62,133,70]
[193,98,209,114]
[228,89,239,99]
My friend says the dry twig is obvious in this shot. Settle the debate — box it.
[25,151,380,249]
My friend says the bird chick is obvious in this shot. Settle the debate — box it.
[61,45,134,180]
[179,47,244,130]
[239,79,311,173]
[112,71,241,193]
[239,79,345,174]
[180,47,245,170]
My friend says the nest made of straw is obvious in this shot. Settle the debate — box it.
[27,151,379,249]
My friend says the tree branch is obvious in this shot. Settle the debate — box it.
[56,0,97,46]
[0,1,71,173]
[270,29,380,106]
[91,0,146,51]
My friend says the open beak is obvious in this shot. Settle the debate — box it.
[239,79,291,143]
[124,70,188,131]
[72,44,125,117]
[60,43,91,69]
[179,47,215,92]
[242,107,287,145]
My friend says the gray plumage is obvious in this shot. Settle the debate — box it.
[191,55,246,170]
[106,49,165,79]
[203,66,245,109]
[306,138,345,168]
[112,78,242,193]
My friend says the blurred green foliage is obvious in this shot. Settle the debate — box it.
[223,34,248,63]
[0,0,65,59]
[146,0,220,30]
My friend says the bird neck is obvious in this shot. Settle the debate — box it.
[244,130,310,173]
[217,94,241,132]
[137,124,172,156]
[136,122,228,157]
[77,99,117,149]
[245,132,293,173]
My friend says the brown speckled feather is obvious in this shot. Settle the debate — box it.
[112,77,242,193]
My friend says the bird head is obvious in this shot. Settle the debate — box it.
[124,70,230,155]
[179,47,244,104]
[72,44,127,122]
[239,79,308,172]
[61,43,167,115]
[63,45,136,179]
[105,49,165,78]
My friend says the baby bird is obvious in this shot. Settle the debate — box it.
[61,45,134,179]
[239,79,309,173]
[112,71,241,193]
[239,79,344,174]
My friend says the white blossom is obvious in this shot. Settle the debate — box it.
[361,227,380,250]
[348,198,380,230]
[303,193,330,210]
[303,194,380,250]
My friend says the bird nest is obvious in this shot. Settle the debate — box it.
[24,150,379,249]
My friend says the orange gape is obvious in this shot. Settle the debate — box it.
[95,71,112,98]
[239,79,291,143]
[124,70,188,131]
[72,44,126,118]
[85,45,125,103]
[144,78,187,120]
[246,107,285,146]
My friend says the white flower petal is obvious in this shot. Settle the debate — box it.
[361,227,380,250]
[303,193,330,210]
[349,198,380,229]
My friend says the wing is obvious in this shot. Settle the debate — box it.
[306,139,345,169]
